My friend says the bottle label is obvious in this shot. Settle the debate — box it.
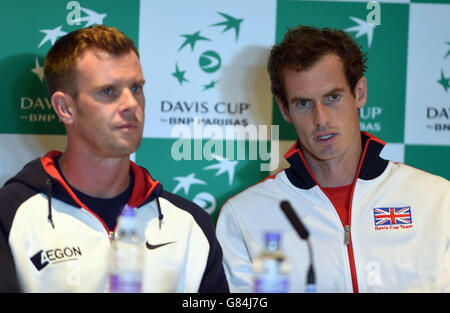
[254,277,289,293]
[109,239,143,293]
[110,272,142,293]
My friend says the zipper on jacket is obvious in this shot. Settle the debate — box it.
[109,231,115,241]
[344,225,350,245]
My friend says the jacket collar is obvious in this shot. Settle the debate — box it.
[40,151,162,209]
[284,132,389,190]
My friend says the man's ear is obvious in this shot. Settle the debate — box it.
[275,96,293,124]
[51,91,75,124]
[354,76,367,109]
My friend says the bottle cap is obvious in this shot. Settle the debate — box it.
[264,231,281,243]
[117,205,137,232]
[121,205,136,218]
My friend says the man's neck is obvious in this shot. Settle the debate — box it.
[58,149,131,199]
[307,158,359,188]
[302,143,362,188]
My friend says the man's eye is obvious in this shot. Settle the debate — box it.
[295,100,312,108]
[322,94,341,106]
[131,85,141,94]
[328,94,340,101]
[102,88,113,96]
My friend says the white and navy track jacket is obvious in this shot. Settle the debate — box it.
[0,151,229,293]
[216,132,450,293]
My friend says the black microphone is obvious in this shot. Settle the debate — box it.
[280,200,316,293]
[280,200,309,240]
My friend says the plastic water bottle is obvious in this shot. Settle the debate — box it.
[253,231,290,293]
[109,205,143,293]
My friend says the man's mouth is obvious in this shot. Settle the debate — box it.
[315,132,337,143]
[317,134,335,140]
[117,123,138,130]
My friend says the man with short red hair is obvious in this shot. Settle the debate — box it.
[0,25,228,293]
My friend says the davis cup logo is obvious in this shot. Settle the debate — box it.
[151,6,275,134]
[171,12,243,90]
[427,41,450,133]
[160,10,256,135]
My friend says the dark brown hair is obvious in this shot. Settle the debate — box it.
[44,25,139,97]
[268,25,367,107]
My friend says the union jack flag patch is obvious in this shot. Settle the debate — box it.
[373,207,413,226]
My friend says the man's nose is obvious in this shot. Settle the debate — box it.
[121,88,139,110]
[313,102,331,127]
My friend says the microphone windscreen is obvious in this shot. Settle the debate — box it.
[280,200,309,240]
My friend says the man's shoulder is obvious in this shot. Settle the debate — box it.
[0,179,38,208]
[389,161,449,187]
[159,189,202,213]
[0,181,39,238]
[223,170,289,211]
[158,189,214,229]
[0,156,46,202]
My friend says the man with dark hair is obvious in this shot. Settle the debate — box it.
[0,25,229,292]
[216,25,450,292]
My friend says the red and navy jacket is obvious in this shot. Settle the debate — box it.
[0,151,229,292]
